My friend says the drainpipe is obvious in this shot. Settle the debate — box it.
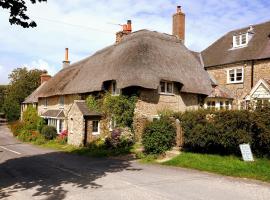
[251,60,254,88]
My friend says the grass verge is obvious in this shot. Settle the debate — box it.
[38,140,134,157]
[163,152,270,183]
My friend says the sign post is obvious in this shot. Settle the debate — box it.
[239,144,254,162]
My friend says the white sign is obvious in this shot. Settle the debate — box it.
[240,144,254,162]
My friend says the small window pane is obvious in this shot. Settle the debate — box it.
[92,121,99,133]
[160,82,166,93]
[241,34,247,44]
[167,82,173,93]
[235,35,240,46]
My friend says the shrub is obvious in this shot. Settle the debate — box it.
[177,108,270,157]
[105,127,134,149]
[41,125,57,140]
[56,130,68,144]
[37,117,45,133]
[142,117,176,155]
[22,106,41,130]
[9,121,25,137]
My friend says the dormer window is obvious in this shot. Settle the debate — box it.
[160,81,174,95]
[112,81,121,96]
[233,33,248,48]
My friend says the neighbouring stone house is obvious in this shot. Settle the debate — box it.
[201,21,270,109]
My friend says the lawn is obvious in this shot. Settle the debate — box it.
[163,152,270,182]
[39,140,135,157]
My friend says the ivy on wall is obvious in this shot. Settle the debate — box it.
[86,93,137,128]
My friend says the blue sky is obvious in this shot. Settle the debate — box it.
[0,0,270,84]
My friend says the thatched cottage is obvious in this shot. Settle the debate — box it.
[22,6,213,146]
[22,6,270,146]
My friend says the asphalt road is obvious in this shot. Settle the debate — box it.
[0,123,270,200]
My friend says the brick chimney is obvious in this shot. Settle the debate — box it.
[63,48,71,68]
[116,20,132,43]
[172,6,185,43]
[40,72,51,84]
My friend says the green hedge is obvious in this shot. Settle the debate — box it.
[142,117,176,155]
[175,106,270,157]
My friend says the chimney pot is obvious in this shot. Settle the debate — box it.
[115,20,132,43]
[40,73,51,84]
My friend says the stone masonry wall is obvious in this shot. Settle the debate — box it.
[67,102,85,146]
[133,88,199,140]
[38,94,80,130]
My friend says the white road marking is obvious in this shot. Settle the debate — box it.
[0,146,21,155]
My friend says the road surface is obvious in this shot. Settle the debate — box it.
[0,123,270,200]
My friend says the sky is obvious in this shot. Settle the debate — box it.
[0,0,270,84]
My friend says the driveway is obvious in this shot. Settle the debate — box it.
[0,123,270,200]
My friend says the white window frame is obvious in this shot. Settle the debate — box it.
[233,33,248,48]
[159,81,174,95]
[59,96,64,109]
[227,67,244,84]
[92,120,100,135]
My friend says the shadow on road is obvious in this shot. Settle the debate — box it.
[0,151,140,199]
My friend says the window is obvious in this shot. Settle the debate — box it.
[112,81,121,96]
[44,98,48,108]
[227,68,243,83]
[92,120,100,135]
[225,101,230,110]
[59,96,64,108]
[207,101,216,110]
[160,81,174,94]
[59,119,63,133]
[220,101,224,110]
[233,33,248,48]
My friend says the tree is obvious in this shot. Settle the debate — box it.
[0,85,7,112]
[0,0,47,28]
[3,67,45,121]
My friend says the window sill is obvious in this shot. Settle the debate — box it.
[159,92,175,96]
[92,132,100,136]
[226,81,243,84]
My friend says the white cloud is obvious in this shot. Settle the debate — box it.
[0,0,269,84]
[22,59,58,76]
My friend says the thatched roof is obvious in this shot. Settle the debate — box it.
[202,21,270,67]
[38,30,212,97]
[23,82,47,104]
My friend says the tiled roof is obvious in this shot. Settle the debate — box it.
[41,110,65,118]
[202,21,270,67]
[208,85,234,99]
[75,101,101,117]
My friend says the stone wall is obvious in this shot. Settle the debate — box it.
[67,102,85,146]
[38,94,80,129]
[133,88,199,140]
[253,59,270,84]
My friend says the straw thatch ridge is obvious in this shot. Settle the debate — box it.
[38,29,212,98]
[202,20,270,67]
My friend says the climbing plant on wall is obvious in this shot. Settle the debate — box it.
[86,93,137,128]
